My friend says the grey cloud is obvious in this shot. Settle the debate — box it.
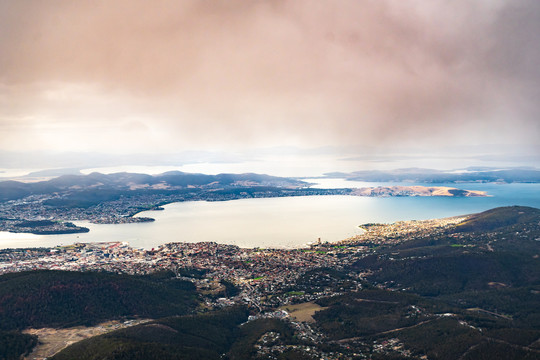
[0,0,538,157]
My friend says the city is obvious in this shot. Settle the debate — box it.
[0,216,466,309]
[2,206,539,360]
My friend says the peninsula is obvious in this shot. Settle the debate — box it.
[352,185,487,197]
[0,172,486,235]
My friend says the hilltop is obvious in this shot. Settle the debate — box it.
[456,205,540,232]
[0,171,308,202]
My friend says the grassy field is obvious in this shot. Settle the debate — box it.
[23,319,150,360]
[280,301,327,323]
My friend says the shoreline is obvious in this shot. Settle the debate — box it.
[118,184,491,224]
[2,183,539,250]
[0,212,475,276]
[0,211,473,252]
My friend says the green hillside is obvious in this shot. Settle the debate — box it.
[455,205,540,232]
[335,206,540,358]
[0,331,37,360]
[0,270,197,331]
[52,307,249,360]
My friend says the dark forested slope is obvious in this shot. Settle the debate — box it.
[0,270,197,330]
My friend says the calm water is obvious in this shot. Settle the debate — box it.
[1,182,539,249]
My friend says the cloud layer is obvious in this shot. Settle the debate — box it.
[0,0,538,157]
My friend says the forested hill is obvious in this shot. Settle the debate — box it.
[0,270,197,331]
[455,205,540,232]
[0,171,307,201]
[52,307,250,360]
[328,206,540,358]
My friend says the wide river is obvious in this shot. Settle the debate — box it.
[1,180,539,249]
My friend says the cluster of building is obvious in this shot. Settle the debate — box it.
[0,193,186,228]
[251,318,336,359]
[372,338,412,358]
[1,215,486,360]
[0,215,467,313]
[0,240,364,310]
[340,216,468,246]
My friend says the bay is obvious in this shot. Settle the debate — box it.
[1,183,539,250]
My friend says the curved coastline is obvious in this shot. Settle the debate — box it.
[2,182,539,250]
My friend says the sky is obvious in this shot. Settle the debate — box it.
[0,0,539,173]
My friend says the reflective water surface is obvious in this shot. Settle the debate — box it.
[1,183,539,249]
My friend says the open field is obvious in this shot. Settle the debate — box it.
[23,319,150,360]
[280,301,327,323]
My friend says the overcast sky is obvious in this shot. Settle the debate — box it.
[0,0,539,167]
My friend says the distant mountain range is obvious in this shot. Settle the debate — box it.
[1,169,507,203]
[0,171,493,235]
[0,171,307,201]
[325,167,540,183]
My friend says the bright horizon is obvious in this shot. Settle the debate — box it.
[1,1,539,172]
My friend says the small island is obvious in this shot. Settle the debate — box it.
[10,220,89,235]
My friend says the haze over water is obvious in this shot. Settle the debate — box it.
[1,1,539,251]
[1,181,539,250]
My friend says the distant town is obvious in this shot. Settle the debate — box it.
[0,171,486,235]
[0,187,351,234]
